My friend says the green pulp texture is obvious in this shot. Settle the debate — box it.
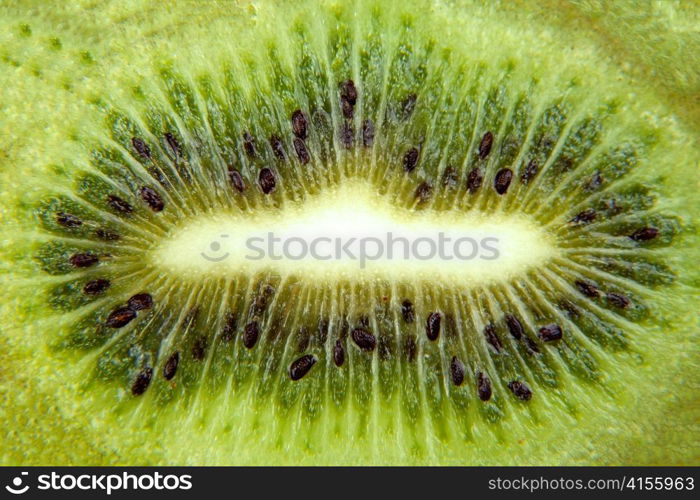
[0,0,698,465]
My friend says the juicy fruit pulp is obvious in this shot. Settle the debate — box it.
[1,0,699,465]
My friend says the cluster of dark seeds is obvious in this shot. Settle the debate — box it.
[105,292,153,328]
[41,63,673,413]
[574,279,631,309]
[291,110,311,163]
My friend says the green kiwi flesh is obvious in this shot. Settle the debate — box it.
[1,0,699,465]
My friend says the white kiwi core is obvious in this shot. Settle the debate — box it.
[153,181,558,284]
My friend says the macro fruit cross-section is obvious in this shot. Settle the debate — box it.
[0,0,698,465]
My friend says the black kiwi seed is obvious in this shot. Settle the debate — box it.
[131,367,153,396]
[358,315,370,328]
[291,109,308,139]
[570,209,596,224]
[508,380,532,401]
[629,227,659,241]
[351,327,376,351]
[415,181,433,203]
[316,318,329,345]
[476,371,492,401]
[478,131,493,159]
[243,131,256,157]
[333,339,345,367]
[127,293,153,311]
[450,356,465,386]
[107,195,134,214]
[520,159,538,183]
[575,280,600,298]
[538,323,563,342]
[558,298,580,318]
[83,278,110,295]
[148,167,168,187]
[258,168,276,194]
[403,335,417,362]
[221,313,237,342]
[95,228,120,241]
[253,284,275,314]
[442,165,458,187]
[269,135,286,160]
[401,93,417,120]
[289,354,317,381]
[403,147,419,173]
[131,136,151,159]
[524,336,541,354]
[339,81,357,118]
[467,168,483,193]
[585,171,603,191]
[505,314,524,340]
[56,212,82,227]
[182,306,199,329]
[339,79,358,106]
[293,137,310,165]
[494,168,513,195]
[426,312,441,341]
[191,336,207,361]
[139,186,164,212]
[105,307,137,328]
[228,168,246,192]
[484,323,502,352]
[243,321,259,349]
[163,352,179,380]
[341,98,354,119]
[401,299,415,323]
[69,252,99,268]
[362,119,375,147]
[164,132,181,157]
[339,122,354,149]
[606,292,631,309]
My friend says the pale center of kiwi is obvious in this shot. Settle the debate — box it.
[153,181,557,284]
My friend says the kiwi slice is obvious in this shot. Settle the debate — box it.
[1,0,698,465]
